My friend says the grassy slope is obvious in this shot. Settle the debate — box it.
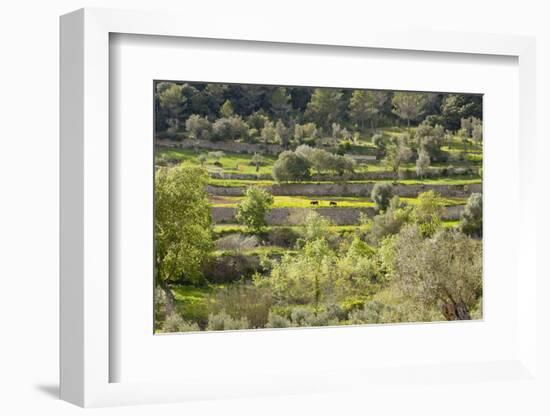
[208,176,482,187]
[209,195,466,208]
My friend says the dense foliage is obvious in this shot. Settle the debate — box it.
[153,81,483,333]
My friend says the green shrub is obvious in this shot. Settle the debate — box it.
[266,227,301,248]
[348,301,391,325]
[206,311,250,331]
[340,297,367,315]
[371,182,394,212]
[235,187,274,234]
[162,314,200,333]
[215,234,259,251]
[174,296,210,329]
[459,193,482,238]
[202,253,261,284]
[212,285,273,328]
[266,312,292,328]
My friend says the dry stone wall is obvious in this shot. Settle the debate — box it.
[156,138,283,155]
[207,182,481,198]
[211,205,464,226]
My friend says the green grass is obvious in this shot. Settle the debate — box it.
[157,148,277,175]
[442,220,460,228]
[210,195,466,209]
[208,176,481,188]
[395,176,481,185]
[172,285,215,302]
[213,245,291,257]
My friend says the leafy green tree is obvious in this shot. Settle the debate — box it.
[275,119,290,148]
[383,138,412,174]
[259,237,336,311]
[327,154,356,177]
[371,182,394,212]
[416,149,430,178]
[391,225,482,320]
[235,187,274,234]
[440,94,483,131]
[210,117,248,141]
[369,196,412,241]
[306,88,343,132]
[158,83,186,132]
[197,153,208,166]
[251,153,265,172]
[415,122,446,162]
[270,87,291,120]
[272,150,311,182]
[208,151,224,163]
[308,148,334,180]
[472,122,483,143]
[229,116,249,141]
[411,190,443,237]
[392,92,427,128]
[349,90,388,131]
[211,118,234,141]
[219,100,235,118]
[302,211,332,243]
[155,164,213,316]
[261,121,277,145]
[460,193,482,237]
[247,111,269,131]
[185,114,212,140]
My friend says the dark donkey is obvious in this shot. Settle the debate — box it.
[310,200,319,205]
[329,201,338,206]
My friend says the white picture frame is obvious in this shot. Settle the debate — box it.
[60,7,539,408]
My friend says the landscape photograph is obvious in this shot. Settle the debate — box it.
[153,81,483,333]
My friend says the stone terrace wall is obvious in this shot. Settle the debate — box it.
[156,138,283,155]
[207,182,482,198]
[211,205,464,225]
[210,168,476,182]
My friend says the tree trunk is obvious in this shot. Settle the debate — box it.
[159,279,175,317]
[441,301,471,320]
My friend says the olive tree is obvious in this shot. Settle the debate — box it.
[185,114,212,140]
[155,164,213,317]
[460,193,483,237]
[371,182,394,212]
[383,139,412,175]
[272,151,311,182]
[415,149,430,178]
[391,225,482,320]
[235,187,274,234]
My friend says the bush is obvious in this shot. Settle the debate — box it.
[215,234,259,251]
[266,227,300,248]
[460,193,482,237]
[162,313,200,333]
[213,285,273,328]
[369,196,412,241]
[340,297,367,315]
[235,187,274,234]
[272,150,311,182]
[206,311,250,331]
[371,182,394,212]
[289,306,339,327]
[290,307,312,326]
[185,114,212,140]
[203,253,261,284]
[266,312,292,328]
[348,301,391,325]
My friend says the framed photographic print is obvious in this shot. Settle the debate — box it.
[60,7,541,409]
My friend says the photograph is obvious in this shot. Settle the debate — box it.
[153,81,483,333]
